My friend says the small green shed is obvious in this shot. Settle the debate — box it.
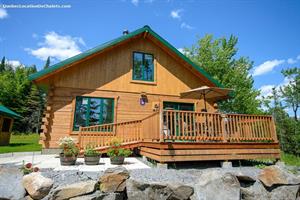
[0,105,21,146]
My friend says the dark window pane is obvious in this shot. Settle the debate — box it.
[74,97,88,130]
[73,97,114,131]
[133,52,143,80]
[144,54,154,81]
[2,118,11,132]
[133,52,154,82]
[102,99,114,124]
[89,98,101,126]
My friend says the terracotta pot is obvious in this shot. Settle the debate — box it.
[110,156,125,165]
[84,155,101,165]
[59,153,77,166]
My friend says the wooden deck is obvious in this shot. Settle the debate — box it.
[78,110,280,163]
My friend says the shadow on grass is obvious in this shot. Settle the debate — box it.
[4,143,30,147]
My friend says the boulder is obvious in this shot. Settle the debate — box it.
[241,181,269,200]
[126,178,194,200]
[168,183,194,200]
[99,166,130,193]
[0,167,26,200]
[258,165,300,187]
[22,172,53,199]
[52,180,97,200]
[269,185,300,200]
[195,172,240,200]
[69,191,124,200]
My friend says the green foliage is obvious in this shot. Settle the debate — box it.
[44,56,51,69]
[280,67,300,121]
[107,148,132,158]
[263,67,300,156]
[0,133,41,153]
[84,143,101,156]
[0,57,5,72]
[0,60,44,133]
[185,34,261,114]
[107,137,132,158]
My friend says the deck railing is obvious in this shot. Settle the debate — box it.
[78,110,278,149]
[162,110,278,142]
[78,112,161,149]
[78,119,143,149]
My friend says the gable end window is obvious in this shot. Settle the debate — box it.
[132,52,154,82]
[73,96,114,131]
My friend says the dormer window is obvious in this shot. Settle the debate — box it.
[132,52,154,82]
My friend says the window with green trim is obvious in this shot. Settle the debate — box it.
[132,52,154,81]
[73,96,114,131]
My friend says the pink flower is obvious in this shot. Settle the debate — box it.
[33,167,39,172]
[25,163,32,169]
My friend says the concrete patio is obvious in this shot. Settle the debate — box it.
[0,152,150,171]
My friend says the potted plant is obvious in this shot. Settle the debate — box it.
[107,138,132,165]
[58,137,79,166]
[84,143,101,165]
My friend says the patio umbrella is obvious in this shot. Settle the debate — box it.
[180,86,233,112]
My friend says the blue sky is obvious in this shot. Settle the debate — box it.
[0,0,300,99]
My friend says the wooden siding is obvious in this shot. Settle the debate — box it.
[38,37,217,148]
[46,37,210,96]
[40,87,214,148]
[139,142,280,162]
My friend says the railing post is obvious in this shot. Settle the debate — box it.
[159,110,164,142]
[271,116,278,142]
[78,126,82,149]
[221,114,227,142]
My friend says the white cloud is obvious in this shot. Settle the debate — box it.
[258,85,275,99]
[5,59,24,69]
[0,8,8,19]
[297,55,300,60]
[177,48,184,53]
[26,31,85,61]
[131,0,139,6]
[258,76,291,100]
[170,9,183,19]
[252,59,284,76]
[287,58,297,64]
[180,22,195,30]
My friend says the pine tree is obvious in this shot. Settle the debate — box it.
[0,56,5,72]
[44,56,51,69]
[185,34,261,114]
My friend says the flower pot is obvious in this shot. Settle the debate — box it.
[84,155,101,165]
[60,153,77,166]
[110,156,125,165]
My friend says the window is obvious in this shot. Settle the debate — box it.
[2,118,12,132]
[163,102,194,111]
[73,97,114,131]
[132,52,154,82]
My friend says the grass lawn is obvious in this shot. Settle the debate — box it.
[281,152,300,167]
[0,134,42,154]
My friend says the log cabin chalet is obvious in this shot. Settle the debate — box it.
[30,25,280,163]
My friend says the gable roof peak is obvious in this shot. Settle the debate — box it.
[29,25,223,88]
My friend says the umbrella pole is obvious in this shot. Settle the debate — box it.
[203,93,209,133]
[203,93,207,112]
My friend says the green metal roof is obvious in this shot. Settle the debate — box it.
[0,105,22,119]
[29,25,223,88]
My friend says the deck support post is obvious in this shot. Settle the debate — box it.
[221,161,232,168]
[159,110,164,142]
[157,163,168,169]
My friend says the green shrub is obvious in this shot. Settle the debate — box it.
[107,137,132,158]
[84,143,100,157]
